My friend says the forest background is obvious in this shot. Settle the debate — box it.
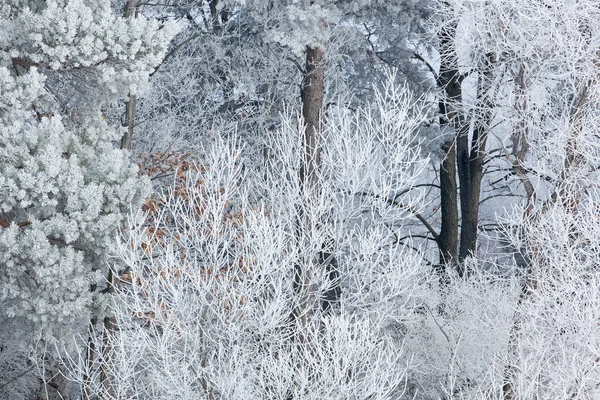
[2,0,600,399]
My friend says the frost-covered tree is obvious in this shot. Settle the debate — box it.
[4,0,600,398]
[414,0,600,397]
[0,1,175,398]
[66,76,433,399]
[401,0,600,274]
[127,0,432,155]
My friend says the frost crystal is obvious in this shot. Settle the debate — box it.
[0,0,174,343]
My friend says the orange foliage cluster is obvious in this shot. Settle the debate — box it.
[118,150,250,329]
[136,149,204,253]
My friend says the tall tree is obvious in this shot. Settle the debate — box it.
[436,15,461,268]
[430,0,600,396]
[428,2,499,274]
[0,1,175,398]
[67,74,430,400]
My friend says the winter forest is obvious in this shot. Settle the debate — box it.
[2,0,600,399]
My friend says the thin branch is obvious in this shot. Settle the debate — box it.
[356,190,440,242]
[411,52,438,81]
[151,32,207,77]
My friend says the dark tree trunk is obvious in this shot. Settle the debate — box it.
[438,139,458,267]
[438,17,493,275]
[437,19,462,272]
[120,0,139,151]
[457,54,494,268]
[208,0,222,31]
[292,45,326,331]
[292,45,341,329]
[456,121,475,265]
[319,241,341,312]
[458,112,489,265]
[99,3,139,397]
[301,49,341,311]
[120,94,136,151]
[300,45,325,191]
[456,132,485,264]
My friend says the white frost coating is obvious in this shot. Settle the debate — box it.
[0,0,175,343]
[4,0,177,97]
[265,3,341,54]
[229,0,406,55]
[65,77,432,399]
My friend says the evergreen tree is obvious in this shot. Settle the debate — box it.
[0,1,175,397]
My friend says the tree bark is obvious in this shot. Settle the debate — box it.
[120,0,139,151]
[121,94,136,151]
[99,2,139,397]
[301,48,341,313]
[208,0,221,32]
[437,19,462,271]
[292,45,326,337]
[319,240,341,313]
[438,139,458,267]
[300,45,325,191]
[457,124,487,265]
[292,44,341,339]
[457,53,494,267]
[438,15,493,274]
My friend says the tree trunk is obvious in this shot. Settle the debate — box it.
[301,47,341,312]
[437,19,462,272]
[457,53,494,267]
[438,15,493,274]
[319,240,341,313]
[292,45,326,337]
[120,0,138,151]
[121,94,136,151]
[438,139,458,267]
[208,0,221,32]
[457,128,486,265]
[455,139,478,270]
[300,45,324,191]
[292,44,341,337]
[99,2,139,397]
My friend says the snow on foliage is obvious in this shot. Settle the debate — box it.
[4,0,600,398]
[0,0,175,345]
[67,79,432,399]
